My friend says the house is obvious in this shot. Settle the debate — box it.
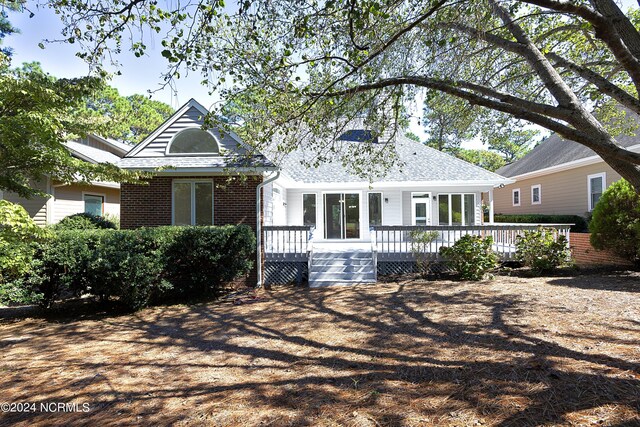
[493,128,640,217]
[118,99,518,286]
[1,134,131,225]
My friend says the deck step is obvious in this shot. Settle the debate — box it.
[308,250,375,286]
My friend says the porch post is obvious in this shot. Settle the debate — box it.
[488,188,495,224]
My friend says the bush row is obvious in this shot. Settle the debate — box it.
[493,214,588,232]
[5,225,255,310]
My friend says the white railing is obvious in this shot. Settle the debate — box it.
[372,224,572,261]
[370,226,378,282]
[263,226,314,260]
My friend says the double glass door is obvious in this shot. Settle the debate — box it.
[324,193,360,239]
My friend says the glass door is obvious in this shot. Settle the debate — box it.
[324,193,360,239]
[412,193,431,225]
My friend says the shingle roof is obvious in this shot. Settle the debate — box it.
[278,135,509,184]
[118,154,276,170]
[497,117,640,178]
[65,141,122,164]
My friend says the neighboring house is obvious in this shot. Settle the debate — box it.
[493,128,640,217]
[1,134,131,225]
[117,99,513,286]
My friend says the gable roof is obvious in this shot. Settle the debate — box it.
[277,135,510,185]
[64,140,122,164]
[90,134,134,156]
[497,114,640,178]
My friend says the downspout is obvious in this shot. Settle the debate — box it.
[256,170,281,288]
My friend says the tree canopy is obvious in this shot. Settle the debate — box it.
[47,0,640,189]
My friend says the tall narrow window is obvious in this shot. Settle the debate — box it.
[302,193,316,227]
[588,173,605,211]
[173,180,213,225]
[438,194,449,225]
[464,194,475,225]
[531,184,541,205]
[368,193,382,226]
[84,194,104,216]
[512,189,521,207]
[451,194,462,225]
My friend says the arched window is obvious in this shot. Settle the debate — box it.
[167,128,219,155]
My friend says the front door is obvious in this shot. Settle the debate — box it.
[412,193,431,225]
[324,193,360,239]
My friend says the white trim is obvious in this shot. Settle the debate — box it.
[274,179,512,190]
[164,127,221,156]
[120,167,277,174]
[82,191,107,215]
[512,188,521,207]
[301,192,318,227]
[505,143,640,181]
[410,192,431,225]
[127,99,210,158]
[531,184,541,205]
[321,191,363,239]
[367,191,384,227]
[587,172,606,212]
[171,179,215,225]
[436,193,476,226]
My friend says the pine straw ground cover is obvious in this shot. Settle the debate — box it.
[0,271,638,426]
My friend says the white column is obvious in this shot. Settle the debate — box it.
[488,188,495,224]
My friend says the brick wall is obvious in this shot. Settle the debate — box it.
[570,232,633,267]
[120,174,264,285]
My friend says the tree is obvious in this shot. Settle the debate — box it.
[455,149,506,172]
[83,86,174,144]
[48,0,640,190]
[0,62,143,198]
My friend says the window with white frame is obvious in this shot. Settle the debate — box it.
[531,184,541,205]
[438,193,475,225]
[368,192,382,226]
[167,128,219,155]
[588,172,606,211]
[302,193,317,227]
[512,188,521,207]
[173,180,214,225]
[84,194,104,216]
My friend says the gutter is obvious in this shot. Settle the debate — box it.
[255,170,281,288]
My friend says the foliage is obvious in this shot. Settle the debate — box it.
[455,148,505,172]
[0,62,144,198]
[494,214,588,233]
[0,200,50,286]
[409,229,439,278]
[54,212,117,230]
[589,179,640,264]
[23,226,255,311]
[82,86,174,144]
[515,227,571,275]
[439,235,498,280]
[46,0,640,188]
[424,93,477,153]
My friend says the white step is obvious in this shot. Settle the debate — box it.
[312,252,372,260]
[310,265,373,274]
[309,279,376,287]
[311,258,373,267]
[309,271,375,281]
[308,250,376,286]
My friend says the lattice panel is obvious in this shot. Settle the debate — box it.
[377,261,452,276]
[264,262,307,286]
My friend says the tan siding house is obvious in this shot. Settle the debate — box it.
[1,135,131,226]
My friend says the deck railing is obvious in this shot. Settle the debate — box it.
[263,225,314,260]
[372,224,572,261]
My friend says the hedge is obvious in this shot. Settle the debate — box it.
[24,225,255,310]
[54,212,118,230]
[493,214,588,232]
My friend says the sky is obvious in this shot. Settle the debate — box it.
[4,1,638,149]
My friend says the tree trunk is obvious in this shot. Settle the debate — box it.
[596,150,640,191]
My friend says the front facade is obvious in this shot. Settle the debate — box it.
[1,135,129,225]
[494,129,640,217]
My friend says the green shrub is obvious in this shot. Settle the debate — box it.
[494,214,587,232]
[439,235,499,280]
[163,225,255,299]
[589,179,640,265]
[54,212,117,230]
[515,226,571,275]
[409,229,439,278]
[0,200,50,305]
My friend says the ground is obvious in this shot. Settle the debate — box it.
[0,271,639,426]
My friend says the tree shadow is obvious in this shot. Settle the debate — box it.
[547,270,640,293]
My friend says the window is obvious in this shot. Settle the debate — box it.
[512,188,521,206]
[302,193,317,227]
[531,184,541,205]
[588,172,606,211]
[172,180,213,225]
[368,193,382,226]
[84,194,104,216]
[167,128,219,155]
[438,194,475,225]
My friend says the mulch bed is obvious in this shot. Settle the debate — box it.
[0,271,638,426]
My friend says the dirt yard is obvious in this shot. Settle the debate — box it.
[0,271,639,426]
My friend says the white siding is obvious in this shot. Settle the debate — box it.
[135,106,246,157]
[4,179,50,226]
[263,183,288,226]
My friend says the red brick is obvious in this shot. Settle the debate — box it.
[570,233,633,267]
